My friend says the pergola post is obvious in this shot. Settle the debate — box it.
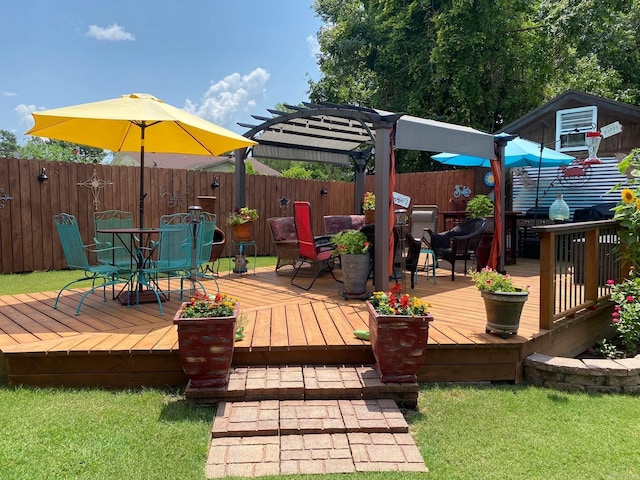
[234,148,248,208]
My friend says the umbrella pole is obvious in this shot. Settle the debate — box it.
[139,123,146,229]
[533,123,547,224]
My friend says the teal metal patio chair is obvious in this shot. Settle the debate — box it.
[54,213,129,315]
[193,211,220,291]
[93,210,137,272]
[137,212,207,315]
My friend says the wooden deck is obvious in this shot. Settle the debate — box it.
[0,258,612,388]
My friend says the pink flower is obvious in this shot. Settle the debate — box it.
[612,318,621,324]
[627,296,635,302]
[607,279,615,285]
[612,311,620,318]
[614,305,621,312]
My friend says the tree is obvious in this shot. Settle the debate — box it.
[19,138,107,163]
[309,0,640,171]
[0,130,19,158]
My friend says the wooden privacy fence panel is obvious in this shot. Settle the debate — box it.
[0,157,481,274]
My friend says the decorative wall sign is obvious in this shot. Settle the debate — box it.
[77,169,112,210]
[484,172,495,187]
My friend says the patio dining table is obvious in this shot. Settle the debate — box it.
[96,227,161,305]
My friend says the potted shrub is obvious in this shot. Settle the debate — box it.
[466,194,494,219]
[363,191,376,224]
[366,283,433,383]
[226,206,259,242]
[331,229,371,297]
[470,267,529,337]
[467,194,494,269]
[173,292,239,388]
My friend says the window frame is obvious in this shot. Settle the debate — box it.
[555,106,598,153]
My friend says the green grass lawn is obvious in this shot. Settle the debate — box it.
[0,384,639,479]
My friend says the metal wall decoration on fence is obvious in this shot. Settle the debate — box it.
[76,168,113,210]
[160,176,193,209]
[0,187,12,209]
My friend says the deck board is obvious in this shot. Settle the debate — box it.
[0,258,613,386]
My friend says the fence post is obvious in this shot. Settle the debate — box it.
[584,229,599,302]
[538,230,555,330]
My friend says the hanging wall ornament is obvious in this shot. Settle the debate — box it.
[160,176,193,209]
[77,168,112,210]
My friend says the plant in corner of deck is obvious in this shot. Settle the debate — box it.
[368,283,431,316]
[469,267,529,293]
[331,229,369,255]
[179,291,238,318]
[226,207,259,226]
[601,270,640,357]
[363,191,375,211]
[611,147,640,272]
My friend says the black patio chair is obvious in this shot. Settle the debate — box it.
[429,217,487,281]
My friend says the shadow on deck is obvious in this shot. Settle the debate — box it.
[0,258,612,388]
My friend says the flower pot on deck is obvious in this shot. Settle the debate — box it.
[366,301,433,383]
[340,253,371,297]
[173,304,237,388]
[482,290,528,338]
[232,221,255,242]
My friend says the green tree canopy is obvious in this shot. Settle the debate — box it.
[0,130,19,158]
[19,138,107,163]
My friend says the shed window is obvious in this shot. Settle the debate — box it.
[556,106,597,152]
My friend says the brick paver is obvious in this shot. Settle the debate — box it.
[203,365,428,478]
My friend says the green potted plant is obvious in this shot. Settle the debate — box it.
[226,207,259,241]
[173,292,240,388]
[331,229,370,297]
[466,194,494,219]
[470,267,529,337]
[363,191,376,224]
[366,283,433,383]
[467,194,494,269]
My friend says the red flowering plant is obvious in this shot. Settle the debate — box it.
[331,229,370,255]
[600,269,640,357]
[179,291,238,318]
[369,283,430,316]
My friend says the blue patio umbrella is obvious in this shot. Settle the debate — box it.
[432,133,575,168]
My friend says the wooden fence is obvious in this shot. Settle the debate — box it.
[0,157,478,274]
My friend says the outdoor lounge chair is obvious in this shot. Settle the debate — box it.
[291,201,342,290]
[268,216,299,275]
[54,212,129,315]
[429,217,487,281]
[323,215,366,235]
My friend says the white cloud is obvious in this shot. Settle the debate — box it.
[184,68,270,126]
[307,35,320,58]
[86,24,135,41]
[15,103,39,127]
[2,91,17,97]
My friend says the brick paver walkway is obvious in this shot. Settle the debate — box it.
[200,366,429,478]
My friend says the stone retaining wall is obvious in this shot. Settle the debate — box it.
[524,352,640,394]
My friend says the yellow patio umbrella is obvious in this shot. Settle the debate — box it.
[25,93,257,227]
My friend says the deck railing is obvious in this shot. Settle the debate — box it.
[534,219,620,329]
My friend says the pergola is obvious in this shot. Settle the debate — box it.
[234,103,496,291]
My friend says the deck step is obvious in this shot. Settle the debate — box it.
[185,365,420,408]
[204,366,428,478]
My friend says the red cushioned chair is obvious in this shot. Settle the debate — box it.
[291,201,342,290]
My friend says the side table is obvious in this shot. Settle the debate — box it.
[228,240,257,275]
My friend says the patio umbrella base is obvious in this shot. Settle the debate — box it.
[118,290,167,305]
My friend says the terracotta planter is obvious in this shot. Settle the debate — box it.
[232,221,254,242]
[364,210,375,224]
[482,290,528,337]
[173,304,237,388]
[366,301,433,383]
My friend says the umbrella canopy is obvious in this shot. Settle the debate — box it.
[432,133,574,168]
[26,93,257,227]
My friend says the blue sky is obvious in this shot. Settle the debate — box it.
[0,1,324,144]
